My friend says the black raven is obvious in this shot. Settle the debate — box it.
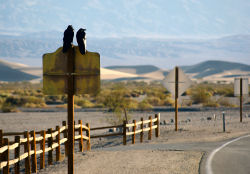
[62,25,74,53]
[76,28,86,55]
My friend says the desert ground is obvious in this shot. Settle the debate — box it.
[1,107,250,174]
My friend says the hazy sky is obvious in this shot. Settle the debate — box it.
[1,0,250,38]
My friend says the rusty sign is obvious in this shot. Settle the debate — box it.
[43,46,100,95]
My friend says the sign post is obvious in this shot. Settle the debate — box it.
[43,45,100,174]
[234,77,248,122]
[175,67,179,131]
[162,66,191,131]
[240,78,243,122]
[67,47,75,173]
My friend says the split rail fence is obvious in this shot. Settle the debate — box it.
[0,113,160,174]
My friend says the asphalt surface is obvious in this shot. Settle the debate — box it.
[207,135,250,174]
[96,134,250,174]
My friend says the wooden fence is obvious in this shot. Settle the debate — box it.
[0,113,160,174]
[123,114,160,145]
[0,120,90,174]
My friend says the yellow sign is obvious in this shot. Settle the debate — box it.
[43,46,100,95]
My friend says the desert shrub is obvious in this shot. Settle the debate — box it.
[190,86,212,104]
[24,102,47,108]
[97,87,136,124]
[144,96,162,106]
[75,98,95,108]
[4,96,46,107]
[45,95,65,104]
[163,97,175,106]
[203,99,220,107]
[1,102,19,113]
[105,112,129,125]
[138,100,153,110]
[214,85,234,97]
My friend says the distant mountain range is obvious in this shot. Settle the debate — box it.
[0,33,250,69]
[104,61,250,82]
[0,60,39,82]
[1,59,249,83]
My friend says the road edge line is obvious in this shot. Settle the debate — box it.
[206,134,250,174]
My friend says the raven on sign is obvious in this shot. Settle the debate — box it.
[62,25,74,53]
[76,28,87,55]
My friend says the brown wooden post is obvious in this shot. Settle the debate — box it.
[0,130,3,147]
[24,131,31,174]
[0,129,3,173]
[123,121,127,145]
[140,118,143,143]
[67,46,75,174]
[148,116,152,140]
[78,120,84,152]
[240,78,243,122]
[3,138,9,174]
[47,128,53,165]
[175,66,179,131]
[62,121,68,156]
[86,123,91,151]
[155,113,160,137]
[40,131,46,170]
[56,126,61,162]
[132,120,136,144]
[30,131,37,173]
[14,136,20,174]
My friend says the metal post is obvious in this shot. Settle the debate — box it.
[67,46,75,174]
[175,66,179,131]
[240,78,243,122]
[222,112,225,132]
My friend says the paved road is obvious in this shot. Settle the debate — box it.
[97,134,250,174]
[205,135,250,174]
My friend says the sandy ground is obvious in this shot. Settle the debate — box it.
[38,150,203,174]
[1,108,250,174]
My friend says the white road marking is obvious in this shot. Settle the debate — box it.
[206,134,250,174]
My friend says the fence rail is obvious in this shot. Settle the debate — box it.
[0,120,90,174]
[0,113,160,174]
[123,113,160,145]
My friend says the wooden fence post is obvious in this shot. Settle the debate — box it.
[47,128,53,165]
[3,138,9,174]
[140,118,143,143]
[155,114,160,137]
[148,116,152,140]
[62,121,68,156]
[132,120,136,144]
[14,136,20,174]
[78,120,84,152]
[123,121,127,145]
[86,123,91,151]
[30,131,37,173]
[56,126,61,162]
[0,130,2,147]
[24,131,31,174]
[0,129,3,174]
[40,130,46,170]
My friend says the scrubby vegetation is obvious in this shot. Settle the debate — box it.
[0,81,247,115]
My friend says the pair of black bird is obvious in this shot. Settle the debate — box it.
[62,25,86,55]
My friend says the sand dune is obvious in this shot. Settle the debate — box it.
[101,68,138,80]
[0,59,28,69]
[140,70,166,80]
[195,70,250,83]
